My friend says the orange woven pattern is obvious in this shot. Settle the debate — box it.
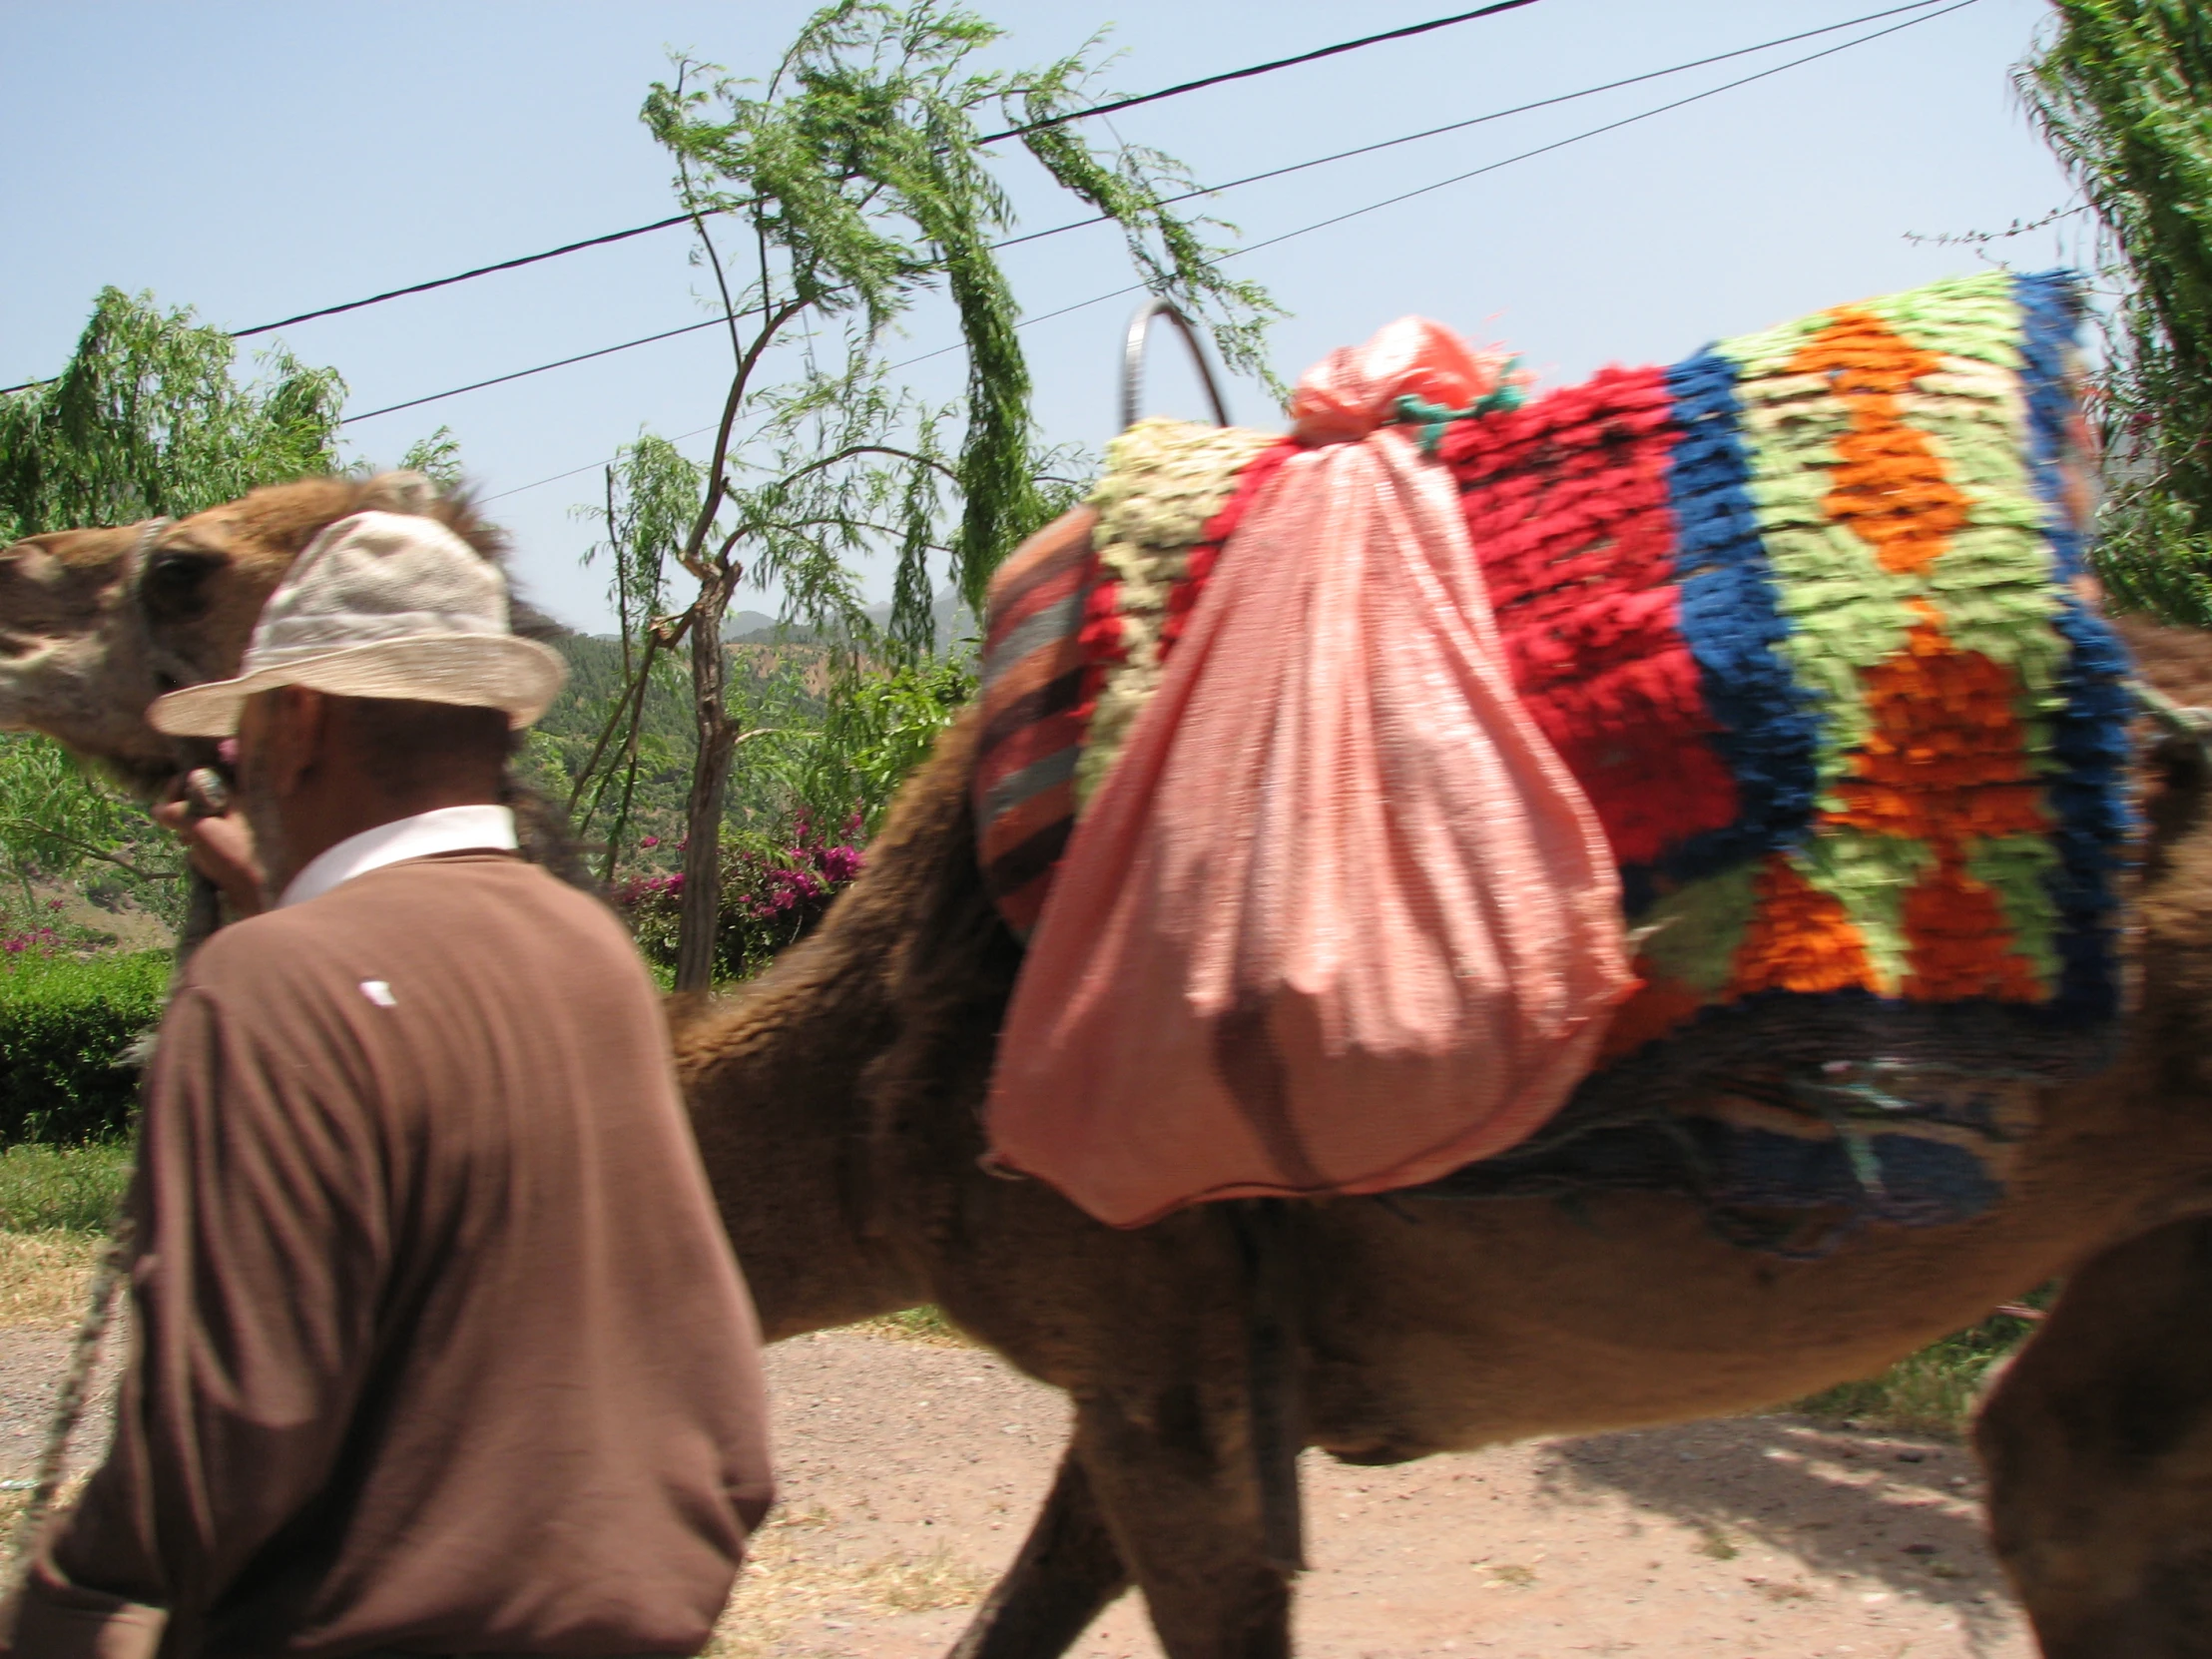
[1790,308,1969,577]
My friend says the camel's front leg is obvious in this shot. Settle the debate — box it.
[1070,1388,1293,1659]
[1977,1217,2212,1656]
[947,1448,1131,1659]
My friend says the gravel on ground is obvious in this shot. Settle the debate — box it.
[0,1308,2035,1657]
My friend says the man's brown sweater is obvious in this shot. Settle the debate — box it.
[12,852,773,1659]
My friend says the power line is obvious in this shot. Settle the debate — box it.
[973,0,1544,144]
[1221,0,1981,263]
[228,215,697,340]
[895,0,1981,367]
[344,316,733,425]
[384,0,1959,442]
[473,0,1971,498]
[990,0,1954,253]
[294,0,1549,343]
[0,1,1557,397]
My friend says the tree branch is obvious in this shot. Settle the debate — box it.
[679,295,810,578]
[739,443,961,497]
[0,820,180,883]
[564,634,663,818]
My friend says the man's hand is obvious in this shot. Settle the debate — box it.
[153,790,267,919]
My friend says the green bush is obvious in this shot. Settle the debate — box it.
[1793,1291,2055,1438]
[0,951,169,1144]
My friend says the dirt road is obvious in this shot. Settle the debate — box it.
[734,1329,2030,1657]
[0,1320,2035,1657]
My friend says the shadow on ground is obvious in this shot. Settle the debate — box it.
[1534,1414,2018,1650]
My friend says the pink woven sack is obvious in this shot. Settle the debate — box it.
[984,317,1634,1227]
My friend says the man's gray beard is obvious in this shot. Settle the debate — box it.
[239,774,294,907]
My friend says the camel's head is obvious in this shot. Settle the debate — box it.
[0,471,508,796]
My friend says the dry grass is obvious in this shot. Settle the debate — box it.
[703,1510,989,1658]
[0,1233,100,1328]
[846,1305,970,1348]
[1694,1526,1740,1561]
[0,1476,87,1581]
[1747,1575,1817,1602]
[849,1545,992,1614]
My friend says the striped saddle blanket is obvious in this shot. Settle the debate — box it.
[973,270,2135,1241]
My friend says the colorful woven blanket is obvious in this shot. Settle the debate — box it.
[974,270,2134,1238]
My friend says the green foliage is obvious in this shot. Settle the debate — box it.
[0,950,169,1145]
[0,1142,134,1232]
[638,0,1275,632]
[534,632,826,873]
[1016,69,1285,405]
[2024,3,2212,624]
[567,437,720,873]
[798,656,976,835]
[585,433,703,632]
[2083,487,2212,625]
[611,2,1275,984]
[1794,1294,2053,1438]
[396,425,465,489]
[852,1304,969,1345]
[0,734,184,929]
[0,287,345,543]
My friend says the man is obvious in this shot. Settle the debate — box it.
[3,510,773,1659]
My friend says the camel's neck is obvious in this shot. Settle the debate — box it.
[675,707,1012,1341]
[674,898,932,1343]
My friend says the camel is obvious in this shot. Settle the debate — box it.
[7,473,2212,1658]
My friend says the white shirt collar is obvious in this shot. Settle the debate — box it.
[278,805,519,909]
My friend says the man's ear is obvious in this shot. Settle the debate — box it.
[267,686,330,795]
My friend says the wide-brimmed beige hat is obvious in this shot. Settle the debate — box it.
[149,510,568,738]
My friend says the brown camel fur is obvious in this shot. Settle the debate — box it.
[9,478,2212,1657]
[0,474,588,886]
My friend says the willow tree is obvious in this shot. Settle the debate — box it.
[0,287,452,926]
[634,0,1279,990]
[2023,0,2212,624]
[0,286,346,542]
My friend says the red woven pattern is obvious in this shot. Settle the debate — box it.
[1438,365,1737,867]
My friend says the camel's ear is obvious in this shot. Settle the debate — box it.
[358,470,438,516]
[140,547,225,626]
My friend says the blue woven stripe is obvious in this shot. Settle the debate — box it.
[1651,349,1819,888]
[2012,271,2095,581]
[2012,270,2136,1021]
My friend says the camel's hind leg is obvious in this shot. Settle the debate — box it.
[1977,1217,2212,1656]
[1070,1391,1293,1659]
[947,1450,1131,1659]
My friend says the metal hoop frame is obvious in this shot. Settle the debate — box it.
[1120,297,1232,431]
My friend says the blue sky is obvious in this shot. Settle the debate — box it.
[4,0,2085,631]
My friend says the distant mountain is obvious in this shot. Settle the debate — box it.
[719,589,977,653]
[721,609,785,640]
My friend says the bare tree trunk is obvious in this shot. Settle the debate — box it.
[676,579,737,992]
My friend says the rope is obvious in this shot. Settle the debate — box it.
[1390,379,1529,455]
[6,1206,133,1589]
[2134,677,2212,744]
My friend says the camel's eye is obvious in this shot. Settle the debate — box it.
[140,550,222,625]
